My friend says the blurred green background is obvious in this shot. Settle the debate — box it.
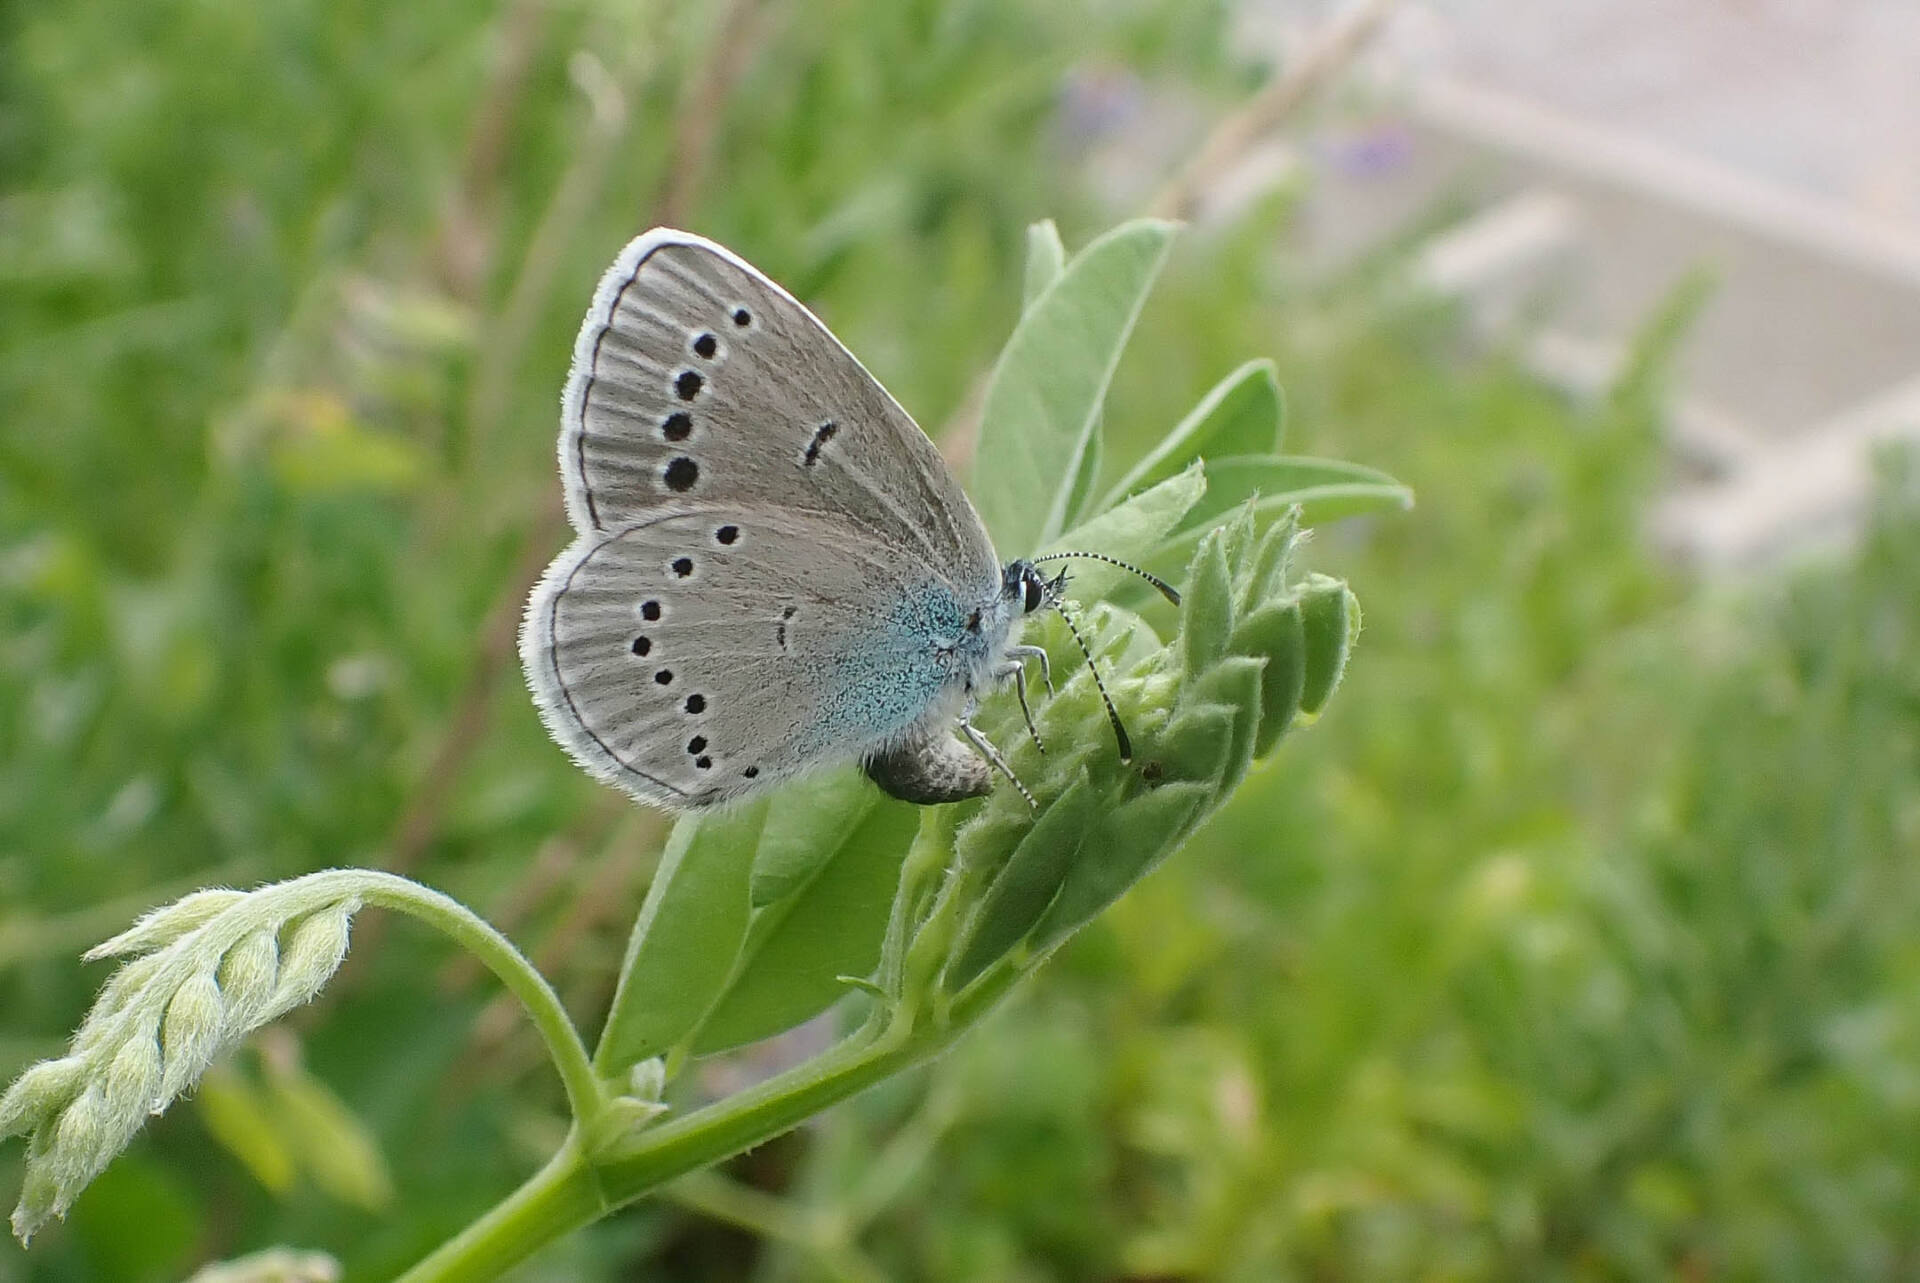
[5,0,1920,1278]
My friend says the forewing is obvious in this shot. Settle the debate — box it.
[521,506,966,809]
[559,228,998,580]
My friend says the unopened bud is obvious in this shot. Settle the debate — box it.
[269,902,357,1019]
[218,928,281,1030]
[0,1058,86,1140]
[86,889,247,961]
[159,973,226,1102]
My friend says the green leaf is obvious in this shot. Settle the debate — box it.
[1143,455,1411,581]
[1021,219,1066,311]
[1017,221,1103,533]
[749,769,877,907]
[1030,781,1212,954]
[691,800,920,1055]
[1037,462,1205,602]
[594,802,769,1074]
[1178,454,1412,532]
[947,772,1098,991]
[972,219,1178,554]
[263,1059,394,1211]
[1061,418,1103,533]
[193,1065,296,1195]
[1102,358,1285,507]
[1030,221,1103,533]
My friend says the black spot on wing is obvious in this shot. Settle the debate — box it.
[664,457,698,491]
[543,533,689,799]
[802,420,837,468]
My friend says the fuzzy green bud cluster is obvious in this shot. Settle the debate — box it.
[933,508,1360,993]
[0,879,363,1241]
[186,1247,343,1283]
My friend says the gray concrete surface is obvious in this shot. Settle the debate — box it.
[1235,0,1920,565]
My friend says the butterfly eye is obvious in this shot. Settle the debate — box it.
[1023,575,1044,613]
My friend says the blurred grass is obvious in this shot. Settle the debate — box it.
[4,0,1919,1279]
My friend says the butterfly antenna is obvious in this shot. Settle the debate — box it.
[1054,601,1132,761]
[1031,552,1180,606]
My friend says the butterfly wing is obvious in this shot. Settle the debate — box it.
[524,229,1005,809]
[559,228,997,577]
[523,506,983,808]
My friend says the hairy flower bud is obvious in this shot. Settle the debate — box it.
[1298,573,1359,716]
[5,876,369,1241]
[0,1059,86,1141]
[86,889,248,961]
[160,973,227,1102]
[218,929,281,1031]
[103,1032,163,1121]
[271,903,357,1018]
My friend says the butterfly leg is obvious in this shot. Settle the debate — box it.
[997,658,1046,754]
[1005,644,1053,697]
[958,700,1038,810]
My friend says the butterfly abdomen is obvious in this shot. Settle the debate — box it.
[864,721,993,804]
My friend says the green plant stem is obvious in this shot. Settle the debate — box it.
[397,964,1025,1283]
[876,807,959,1002]
[392,1132,606,1283]
[355,873,602,1123]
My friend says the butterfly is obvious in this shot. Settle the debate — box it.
[519,229,1173,811]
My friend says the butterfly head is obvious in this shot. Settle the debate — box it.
[1001,560,1069,616]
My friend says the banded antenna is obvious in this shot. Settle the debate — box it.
[1030,552,1180,605]
[1053,600,1132,762]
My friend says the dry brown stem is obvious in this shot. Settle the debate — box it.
[1148,0,1398,221]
